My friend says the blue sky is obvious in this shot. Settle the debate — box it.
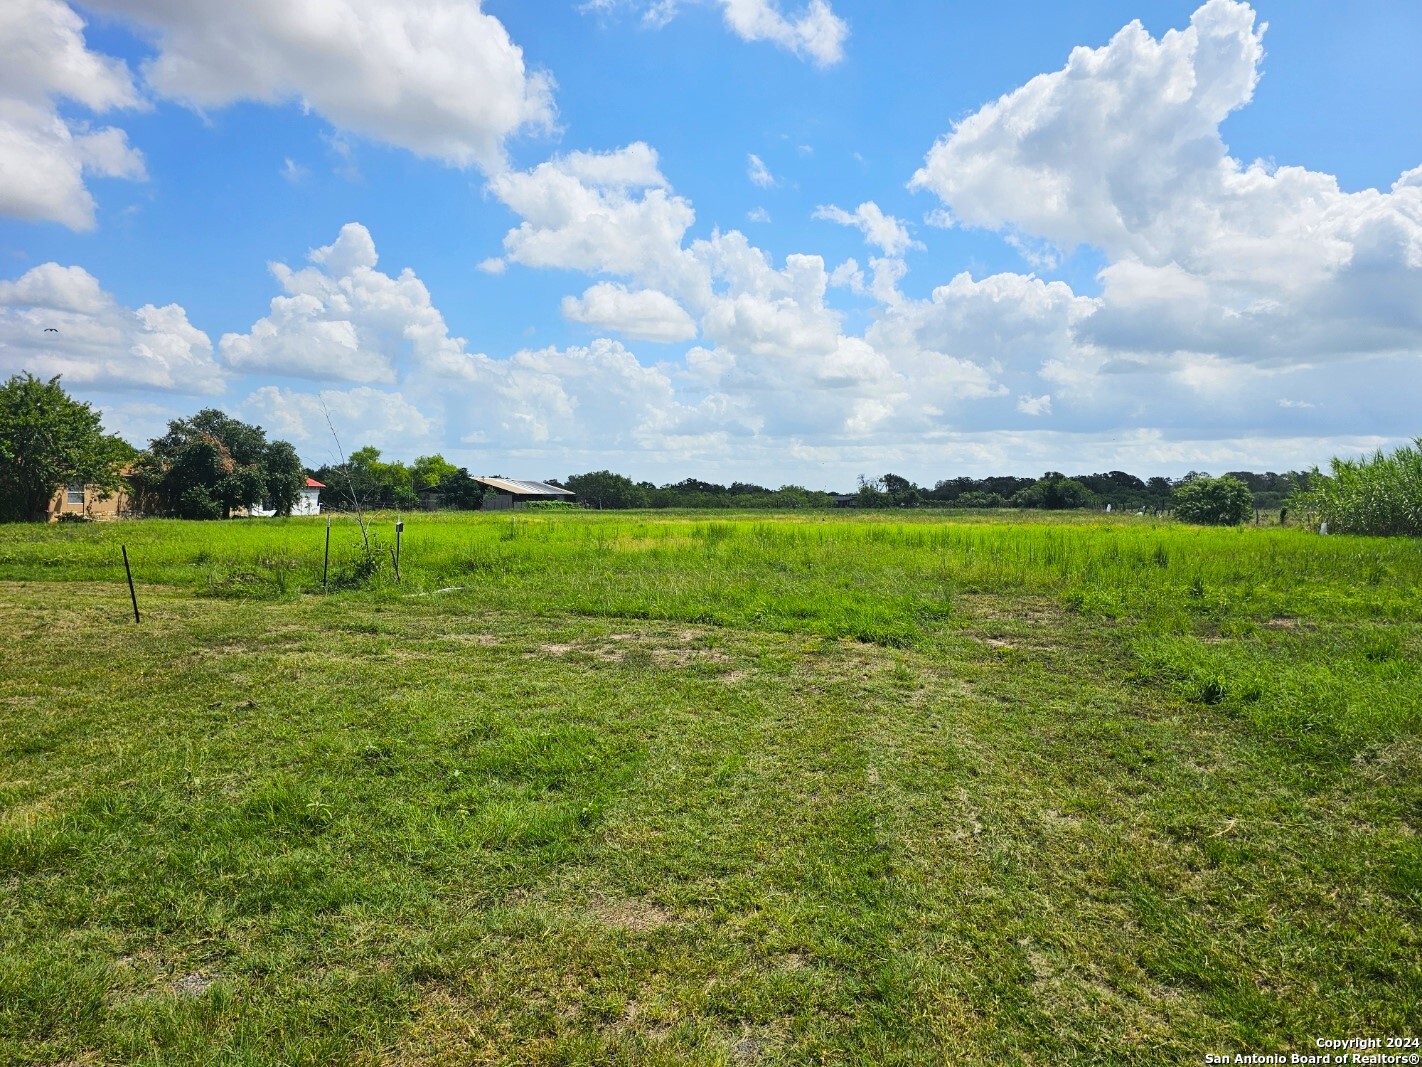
[2,0,1420,488]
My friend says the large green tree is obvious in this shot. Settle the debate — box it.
[1013,472,1096,510]
[132,409,304,519]
[564,470,647,509]
[430,468,486,510]
[0,374,131,522]
[313,447,419,510]
[412,453,458,491]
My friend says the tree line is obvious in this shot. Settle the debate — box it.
[553,472,837,510]
[7,373,1409,532]
[554,468,1307,520]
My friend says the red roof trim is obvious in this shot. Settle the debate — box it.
[305,478,325,488]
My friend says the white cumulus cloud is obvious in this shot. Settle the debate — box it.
[455,338,694,448]
[0,262,221,391]
[0,0,145,229]
[422,337,749,457]
[219,223,487,385]
[719,0,847,66]
[909,0,1422,401]
[590,0,847,65]
[217,222,723,456]
[84,0,555,171]
[489,1,1422,470]
[488,143,699,291]
[910,0,1268,261]
[488,147,1014,439]
[562,283,698,343]
[242,384,436,456]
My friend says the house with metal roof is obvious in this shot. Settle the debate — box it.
[472,477,576,510]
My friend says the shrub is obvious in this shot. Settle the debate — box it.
[952,490,1006,508]
[179,485,224,521]
[1172,475,1253,525]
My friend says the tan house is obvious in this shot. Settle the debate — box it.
[49,473,321,521]
[47,475,135,522]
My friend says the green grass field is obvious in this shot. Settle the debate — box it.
[2,511,1418,1065]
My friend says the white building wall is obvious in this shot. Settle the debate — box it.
[293,488,321,516]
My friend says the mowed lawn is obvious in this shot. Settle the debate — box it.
[1,512,1418,1065]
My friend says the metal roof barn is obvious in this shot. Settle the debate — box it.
[473,477,576,511]
[474,478,575,497]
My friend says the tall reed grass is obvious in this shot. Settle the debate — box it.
[1294,438,1422,536]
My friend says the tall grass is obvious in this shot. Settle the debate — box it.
[1294,438,1422,536]
[3,510,1419,636]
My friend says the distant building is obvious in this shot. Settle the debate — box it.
[48,472,324,521]
[473,477,577,511]
[248,478,324,518]
[48,478,133,521]
[295,478,324,516]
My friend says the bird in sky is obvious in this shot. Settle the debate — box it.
[43,328,58,333]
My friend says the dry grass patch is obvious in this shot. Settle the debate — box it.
[583,898,677,932]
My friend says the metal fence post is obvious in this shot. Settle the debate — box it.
[121,545,140,623]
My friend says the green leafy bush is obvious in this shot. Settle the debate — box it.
[1172,475,1253,525]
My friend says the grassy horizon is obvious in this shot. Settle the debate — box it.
[2,511,1418,1063]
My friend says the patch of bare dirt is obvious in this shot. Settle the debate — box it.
[0,796,62,831]
[731,1031,765,1064]
[171,972,214,998]
[605,1000,675,1043]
